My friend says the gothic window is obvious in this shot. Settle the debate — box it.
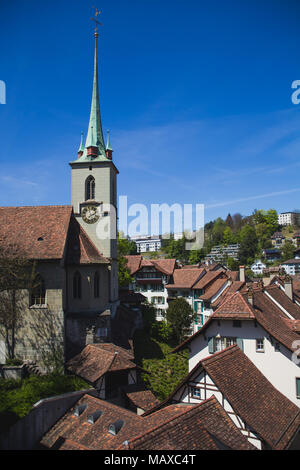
[85,175,95,200]
[73,271,81,299]
[94,271,100,298]
[30,274,46,306]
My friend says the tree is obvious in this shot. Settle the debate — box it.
[225,213,234,230]
[239,225,258,265]
[222,226,236,246]
[189,248,205,265]
[281,240,295,262]
[164,237,189,263]
[0,243,37,360]
[117,234,134,288]
[166,298,193,343]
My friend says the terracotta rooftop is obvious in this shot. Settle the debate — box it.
[165,268,206,289]
[192,270,225,290]
[121,396,254,450]
[0,205,72,260]
[121,384,160,412]
[171,287,299,354]
[41,393,254,450]
[213,291,256,319]
[124,255,142,274]
[0,205,107,265]
[265,284,300,320]
[66,343,137,384]
[198,278,228,301]
[201,345,300,449]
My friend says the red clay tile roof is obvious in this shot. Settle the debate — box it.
[0,205,72,260]
[166,268,206,289]
[66,215,108,265]
[265,284,300,320]
[211,281,245,308]
[66,343,137,384]
[121,384,160,412]
[213,291,256,319]
[201,345,300,449]
[151,258,176,275]
[124,255,142,274]
[198,278,228,301]
[41,394,146,450]
[192,270,225,290]
[247,290,300,353]
[0,205,107,265]
[41,392,254,450]
[122,396,255,450]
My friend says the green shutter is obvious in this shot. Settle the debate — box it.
[236,338,244,351]
[296,378,300,398]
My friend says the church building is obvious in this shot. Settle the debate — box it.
[0,28,119,369]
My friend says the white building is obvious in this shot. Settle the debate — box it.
[173,284,300,407]
[251,260,266,275]
[125,256,177,320]
[130,235,162,253]
[278,212,300,226]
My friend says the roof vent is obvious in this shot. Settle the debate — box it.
[37,237,44,241]
[73,403,88,417]
[87,410,103,424]
[108,419,124,435]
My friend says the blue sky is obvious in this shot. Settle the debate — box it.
[1,0,300,234]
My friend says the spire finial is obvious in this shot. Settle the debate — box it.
[91,6,102,37]
[84,8,105,156]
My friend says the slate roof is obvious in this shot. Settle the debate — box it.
[201,346,300,450]
[65,343,137,384]
[40,393,254,451]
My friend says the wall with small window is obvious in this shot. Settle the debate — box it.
[67,265,109,312]
[189,319,300,406]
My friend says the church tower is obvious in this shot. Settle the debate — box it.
[70,26,119,305]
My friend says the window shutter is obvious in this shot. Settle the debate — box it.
[236,338,244,351]
[296,378,300,398]
[208,337,214,354]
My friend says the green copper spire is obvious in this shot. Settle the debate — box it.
[84,31,106,156]
[106,129,113,151]
[78,132,84,153]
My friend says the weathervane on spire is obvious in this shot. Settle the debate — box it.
[91,6,102,36]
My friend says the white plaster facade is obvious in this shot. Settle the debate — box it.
[188,319,300,406]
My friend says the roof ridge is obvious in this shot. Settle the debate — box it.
[201,344,239,366]
[127,397,217,448]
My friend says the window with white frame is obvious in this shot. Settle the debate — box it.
[256,338,264,352]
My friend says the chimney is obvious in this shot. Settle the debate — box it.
[239,265,245,283]
[284,274,293,300]
[247,284,253,305]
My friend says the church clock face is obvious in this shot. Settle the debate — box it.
[81,205,100,224]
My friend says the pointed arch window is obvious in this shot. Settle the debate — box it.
[85,176,95,201]
[73,271,82,299]
[30,274,46,306]
[94,271,100,298]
